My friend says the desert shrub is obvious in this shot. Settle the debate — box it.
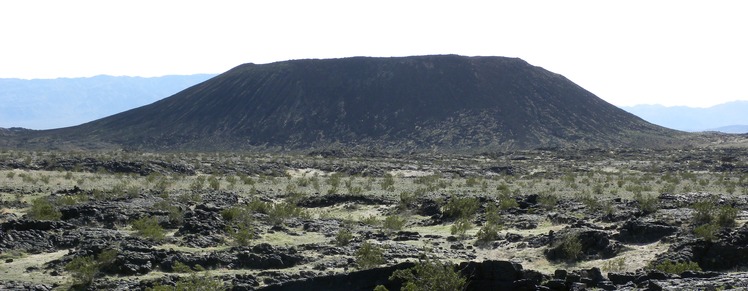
[64,249,118,287]
[381,174,396,191]
[484,203,502,226]
[716,205,738,228]
[450,218,473,239]
[659,183,677,194]
[652,260,701,274]
[154,200,184,225]
[222,205,255,245]
[220,206,243,221]
[27,197,61,220]
[327,173,342,188]
[335,228,354,246]
[442,196,479,219]
[538,193,558,210]
[57,194,88,206]
[208,176,220,190]
[172,261,193,273]
[475,224,500,245]
[267,202,308,226]
[383,215,407,233]
[65,256,98,287]
[691,199,717,225]
[602,257,626,272]
[693,223,719,241]
[497,193,519,210]
[399,191,416,211]
[634,192,658,215]
[389,255,467,291]
[225,218,255,246]
[190,176,206,191]
[552,233,583,262]
[355,241,385,269]
[465,177,480,188]
[576,192,600,211]
[177,191,203,204]
[247,198,271,214]
[361,215,380,226]
[131,216,166,242]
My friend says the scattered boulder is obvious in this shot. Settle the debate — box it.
[615,218,678,243]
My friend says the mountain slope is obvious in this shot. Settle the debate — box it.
[19,55,677,152]
[0,74,215,129]
[622,101,748,132]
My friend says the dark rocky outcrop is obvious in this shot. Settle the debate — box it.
[298,194,390,208]
[615,219,678,243]
[655,223,748,271]
[258,262,415,291]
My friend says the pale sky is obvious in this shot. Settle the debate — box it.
[1,0,747,107]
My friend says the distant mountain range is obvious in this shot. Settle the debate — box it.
[3,55,679,152]
[622,101,748,133]
[0,74,216,129]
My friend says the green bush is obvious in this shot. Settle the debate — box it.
[716,205,738,228]
[335,228,354,246]
[227,223,254,246]
[27,197,61,220]
[634,192,658,215]
[355,241,385,269]
[131,216,166,242]
[399,191,416,211]
[484,203,502,226]
[475,224,500,245]
[538,193,558,210]
[64,249,118,287]
[172,261,193,273]
[692,199,717,225]
[267,202,309,226]
[222,206,255,246]
[389,255,467,291]
[450,218,473,239]
[220,206,243,221]
[190,176,206,191]
[381,174,396,191]
[65,256,98,287]
[652,260,701,274]
[554,234,583,262]
[498,193,519,210]
[247,198,271,214]
[208,176,220,190]
[361,215,380,226]
[443,196,479,219]
[383,215,406,233]
[693,223,719,241]
[602,257,626,272]
[691,199,737,228]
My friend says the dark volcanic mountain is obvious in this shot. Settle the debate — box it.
[14,55,678,152]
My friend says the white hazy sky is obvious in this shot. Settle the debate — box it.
[1,0,746,107]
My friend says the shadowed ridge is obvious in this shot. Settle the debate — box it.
[17,55,678,152]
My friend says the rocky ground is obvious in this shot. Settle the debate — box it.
[1,148,747,290]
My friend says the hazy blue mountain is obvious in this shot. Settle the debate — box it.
[708,125,748,134]
[0,74,216,129]
[622,101,748,132]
